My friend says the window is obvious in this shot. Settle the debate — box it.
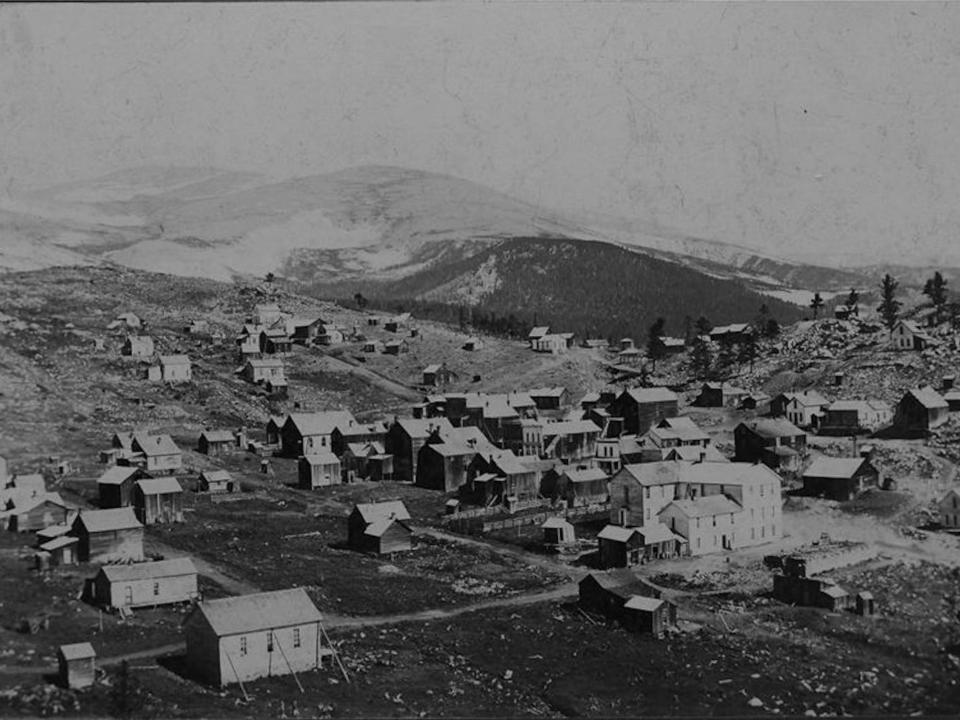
[761,526,765,538]
[267,632,274,653]
[645,487,650,500]
[293,628,301,648]
[153,582,159,596]
[696,537,701,549]
[696,518,701,529]
[772,524,776,535]
[751,528,755,540]
[712,516,716,527]
[240,636,248,656]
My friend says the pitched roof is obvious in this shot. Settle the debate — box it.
[59,642,96,661]
[528,326,550,338]
[634,523,685,545]
[10,474,46,493]
[286,411,358,437]
[738,418,805,439]
[100,557,197,583]
[247,357,285,369]
[200,470,232,483]
[97,466,143,486]
[193,587,322,636]
[301,452,341,465]
[529,387,567,398]
[541,516,574,529]
[622,387,678,404]
[542,419,601,436]
[661,495,742,518]
[785,390,830,408]
[803,456,868,479]
[450,426,496,452]
[9,491,66,514]
[623,595,665,612]
[354,500,411,524]
[39,535,78,552]
[159,354,190,365]
[617,462,684,487]
[346,441,386,457]
[487,450,530,476]
[563,468,608,484]
[136,477,183,495]
[394,417,455,440]
[364,517,411,538]
[597,525,637,542]
[905,386,948,410]
[132,434,181,457]
[827,399,886,413]
[76,507,142,533]
[423,364,442,374]
[200,429,234,443]
[424,442,476,458]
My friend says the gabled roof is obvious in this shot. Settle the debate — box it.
[828,399,890,413]
[701,382,748,395]
[654,416,710,442]
[621,387,678,404]
[562,467,608,484]
[200,429,234,443]
[423,364,442,374]
[10,474,46,494]
[301,452,341,466]
[487,450,530,476]
[246,357,285,369]
[784,390,830,408]
[507,392,535,408]
[346,441,386,457]
[8,491,66,514]
[542,419,601,437]
[132,434,181,457]
[40,535,78,552]
[529,387,567,398]
[541,516,574,529]
[59,642,96,661]
[803,456,868,479]
[286,411,358,437]
[737,418,805,439]
[159,354,190,365]
[394,417,455,440]
[99,557,197,583]
[528,326,550,339]
[634,523,684,544]
[353,500,411,525]
[597,525,637,542]
[661,495,742,518]
[623,595,665,612]
[450,426,496,452]
[76,507,142,533]
[904,386,948,410]
[364,517,411,538]
[136,477,183,495]
[191,587,322,637]
[617,462,684,487]
[479,395,519,419]
[200,469,232,483]
[97,466,144,486]
[423,442,476,458]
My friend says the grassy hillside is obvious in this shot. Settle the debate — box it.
[315,237,805,341]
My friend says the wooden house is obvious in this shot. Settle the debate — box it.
[39,535,79,566]
[773,573,854,612]
[260,326,293,355]
[578,571,677,635]
[341,442,393,483]
[734,419,807,473]
[97,466,149,509]
[802,457,879,501]
[197,429,235,456]
[183,588,331,687]
[894,386,949,434]
[383,339,408,355]
[385,418,455,483]
[528,326,550,348]
[241,357,287,386]
[347,501,412,554]
[298,453,342,489]
[528,387,569,412]
[286,317,325,344]
[468,451,539,504]
[597,523,684,567]
[463,337,483,351]
[658,495,742,556]
[265,415,286,446]
[939,489,960,529]
[834,304,858,320]
[780,390,830,429]
[72,508,144,563]
[121,335,154,358]
[198,469,237,494]
[709,323,752,344]
[331,420,388,457]
[416,443,476,492]
[280,411,357,458]
[820,399,893,435]
[541,517,575,546]
[236,324,264,358]
[695,382,749,408]
[158,354,192,382]
[422,363,457,388]
[133,477,184,524]
[127,433,183,474]
[891,319,937,351]
[5,492,70,532]
[92,557,199,610]
[58,643,96,689]
[612,387,679,435]
[556,467,609,507]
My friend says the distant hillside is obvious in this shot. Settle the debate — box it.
[309,237,805,342]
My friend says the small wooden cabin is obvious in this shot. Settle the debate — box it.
[58,643,96,689]
[347,500,412,555]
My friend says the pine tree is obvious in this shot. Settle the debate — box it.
[810,292,824,319]
[695,315,713,336]
[878,274,901,330]
[738,332,759,372]
[647,317,667,369]
[845,287,860,311]
[923,271,948,323]
[689,336,713,379]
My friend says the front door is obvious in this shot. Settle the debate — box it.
[124,585,133,605]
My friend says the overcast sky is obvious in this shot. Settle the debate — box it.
[2,2,960,266]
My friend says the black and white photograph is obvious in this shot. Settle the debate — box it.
[2,1,960,717]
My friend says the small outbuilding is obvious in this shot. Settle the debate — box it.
[347,500,412,555]
[97,466,149,509]
[58,642,96,689]
[541,517,576,546]
[198,469,238,494]
[72,508,145,563]
[133,477,184,524]
[197,430,235,456]
[298,453,342,489]
[92,557,199,610]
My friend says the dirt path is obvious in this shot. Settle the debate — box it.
[319,353,422,402]
[145,539,261,596]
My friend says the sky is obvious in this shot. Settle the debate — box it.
[2,2,960,267]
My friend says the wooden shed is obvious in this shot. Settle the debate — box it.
[197,430,235,456]
[298,453,342,489]
[58,642,96,689]
[97,466,149,509]
[72,508,144,563]
[347,501,412,554]
[198,469,237,494]
[541,517,576,546]
[39,535,79,566]
[92,557,199,610]
[133,477,184,524]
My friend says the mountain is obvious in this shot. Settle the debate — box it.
[2,164,878,298]
[306,237,806,341]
